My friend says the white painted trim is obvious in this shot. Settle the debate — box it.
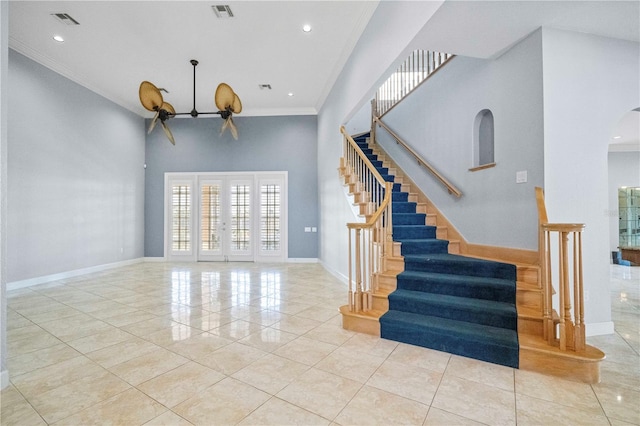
[0,369,9,390]
[144,257,166,262]
[7,258,144,291]
[586,321,615,337]
[319,260,349,286]
[287,258,319,263]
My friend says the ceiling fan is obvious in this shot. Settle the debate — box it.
[138,59,242,145]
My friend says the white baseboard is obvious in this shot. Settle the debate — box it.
[287,258,319,263]
[319,260,349,286]
[586,321,615,337]
[7,258,145,291]
[143,257,166,262]
[1,369,9,390]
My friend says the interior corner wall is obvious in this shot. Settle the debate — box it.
[317,1,444,279]
[143,115,318,259]
[1,0,9,389]
[608,152,640,253]
[7,50,146,283]
[376,29,544,250]
[541,28,640,331]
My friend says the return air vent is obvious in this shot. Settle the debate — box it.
[51,13,80,25]
[212,5,234,18]
[259,84,272,90]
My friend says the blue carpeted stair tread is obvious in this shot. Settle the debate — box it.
[397,270,515,302]
[403,253,517,280]
[398,239,450,255]
[388,289,517,329]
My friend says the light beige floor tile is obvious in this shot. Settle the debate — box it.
[102,309,157,327]
[592,382,640,424]
[6,331,63,357]
[143,411,195,426]
[515,369,604,415]
[273,335,338,366]
[272,314,323,335]
[335,385,429,426]
[424,407,485,425]
[195,341,268,375]
[296,305,341,322]
[445,354,514,392]
[0,385,47,426]
[164,332,233,360]
[367,359,442,405]
[6,311,33,330]
[315,346,386,383]
[432,374,516,425]
[7,343,81,377]
[340,333,398,358]
[86,336,159,368]
[38,314,114,342]
[173,377,271,425]
[209,319,265,340]
[515,393,610,425]
[120,316,179,337]
[54,388,167,426]
[66,327,134,353]
[232,353,310,394]
[243,309,283,327]
[304,322,355,346]
[137,361,225,408]
[145,324,204,347]
[12,355,105,399]
[599,359,640,392]
[276,368,362,420]
[387,342,451,373]
[238,326,298,352]
[7,324,48,342]
[28,369,131,424]
[108,347,190,385]
[238,397,330,426]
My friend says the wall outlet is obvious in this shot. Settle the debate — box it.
[516,170,528,184]
[304,227,311,232]
[311,227,317,232]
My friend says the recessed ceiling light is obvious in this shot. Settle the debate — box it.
[53,35,65,43]
[288,92,294,97]
[612,135,622,139]
[302,24,312,33]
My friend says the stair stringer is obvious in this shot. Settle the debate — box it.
[339,137,604,383]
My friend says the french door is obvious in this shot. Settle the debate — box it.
[165,172,287,262]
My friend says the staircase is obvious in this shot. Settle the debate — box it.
[340,132,605,381]
[350,133,519,368]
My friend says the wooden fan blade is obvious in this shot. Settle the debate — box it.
[220,116,229,136]
[139,81,163,111]
[231,94,242,114]
[161,102,175,116]
[228,117,238,140]
[161,121,175,145]
[148,111,160,134]
[215,83,235,111]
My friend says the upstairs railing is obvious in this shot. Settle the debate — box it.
[340,126,393,313]
[372,111,462,198]
[375,49,454,117]
[536,187,586,351]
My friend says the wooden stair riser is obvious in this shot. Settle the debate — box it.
[517,265,539,284]
[517,285,543,311]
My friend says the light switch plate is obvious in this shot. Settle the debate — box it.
[516,170,528,184]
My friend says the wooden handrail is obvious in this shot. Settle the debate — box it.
[339,127,394,313]
[535,186,586,351]
[373,116,462,198]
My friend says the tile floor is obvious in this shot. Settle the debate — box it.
[1,262,638,425]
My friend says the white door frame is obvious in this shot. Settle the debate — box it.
[164,171,288,262]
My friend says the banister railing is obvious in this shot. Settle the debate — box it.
[536,187,586,351]
[376,49,454,117]
[372,114,462,198]
[340,126,394,312]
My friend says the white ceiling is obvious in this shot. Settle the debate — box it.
[8,0,640,151]
[9,1,379,117]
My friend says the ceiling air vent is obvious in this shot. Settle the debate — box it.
[51,13,80,26]
[259,84,272,90]
[212,5,234,18]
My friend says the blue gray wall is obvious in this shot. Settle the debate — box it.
[144,115,318,259]
[7,50,146,282]
[375,29,544,250]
